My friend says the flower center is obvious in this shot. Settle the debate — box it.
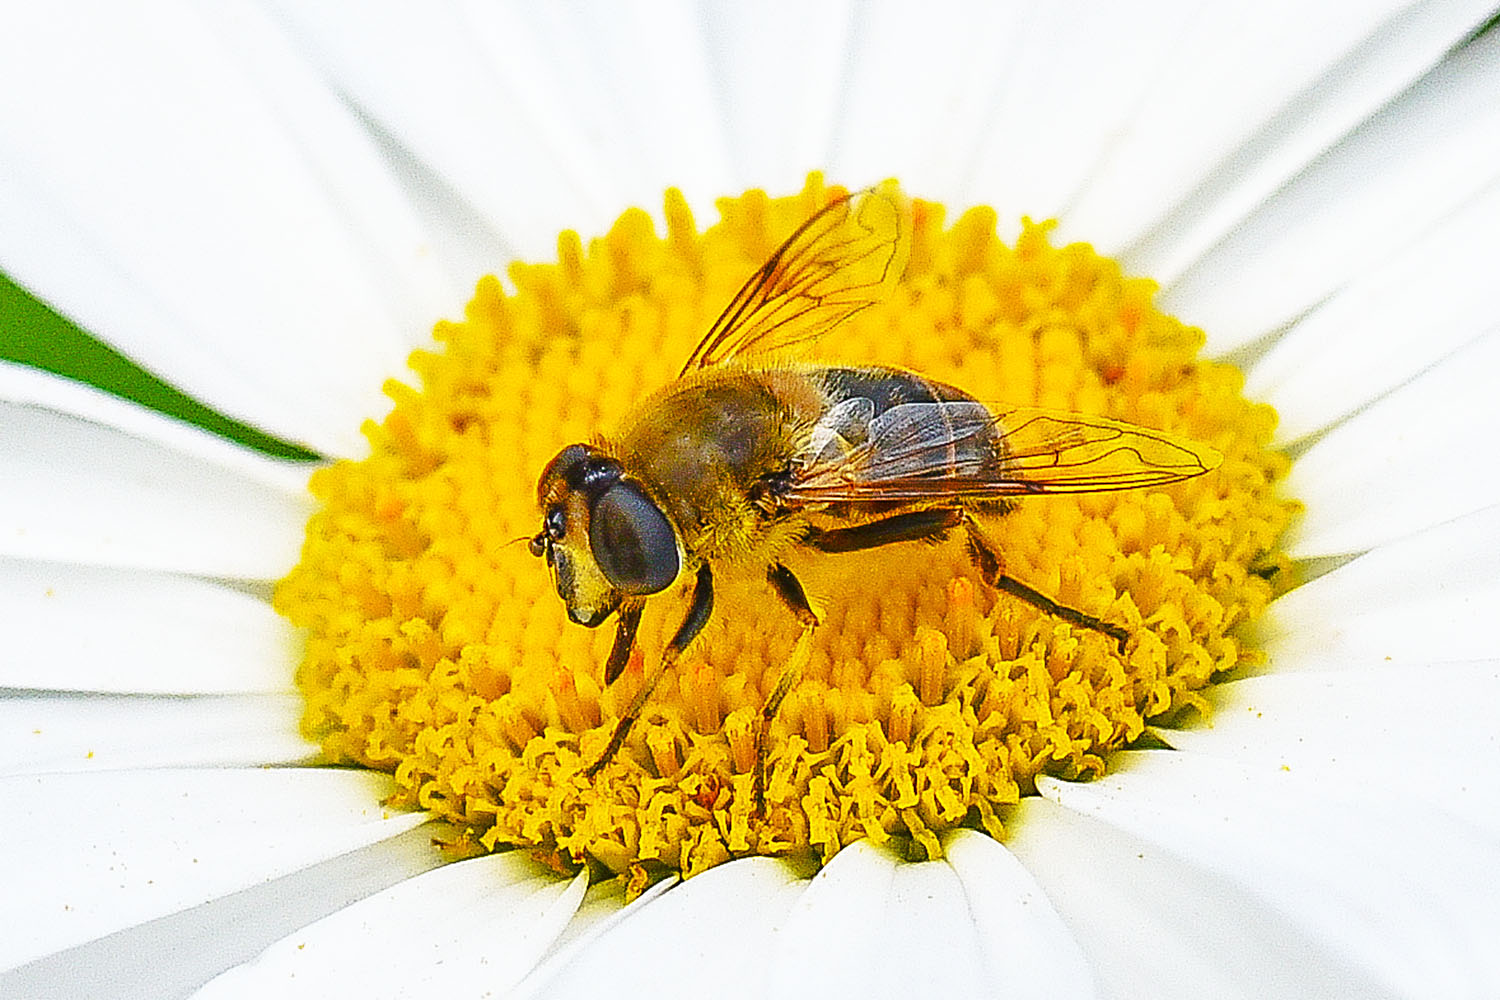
[277,175,1295,880]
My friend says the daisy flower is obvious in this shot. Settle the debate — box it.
[4,4,1500,999]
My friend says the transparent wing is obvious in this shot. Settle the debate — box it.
[681,185,908,374]
[787,405,1222,503]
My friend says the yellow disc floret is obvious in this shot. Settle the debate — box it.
[276,175,1296,879]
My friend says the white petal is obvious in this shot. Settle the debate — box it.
[832,2,1027,207]
[0,693,312,777]
[968,0,1199,235]
[0,362,313,495]
[700,2,851,195]
[767,839,897,991]
[768,838,989,995]
[2,824,445,1000]
[517,857,805,1000]
[0,4,450,456]
[942,828,1097,1000]
[1246,180,1500,448]
[268,1,733,258]
[1005,796,1391,1000]
[1064,0,1420,254]
[199,2,464,312]
[259,0,606,259]
[877,851,990,992]
[1164,27,1500,353]
[0,386,314,579]
[1156,662,1500,837]
[1276,327,1500,559]
[1258,504,1500,670]
[0,560,298,695]
[511,873,679,997]
[194,853,586,1000]
[1036,751,1500,998]
[0,768,428,972]
[493,3,734,223]
[1123,0,1494,284]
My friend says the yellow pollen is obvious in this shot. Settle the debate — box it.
[277,174,1296,879]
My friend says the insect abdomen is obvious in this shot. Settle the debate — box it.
[809,366,1005,484]
[816,366,980,414]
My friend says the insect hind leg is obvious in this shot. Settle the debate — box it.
[803,507,963,553]
[961,512,1130,654]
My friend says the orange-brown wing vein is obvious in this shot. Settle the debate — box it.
[681,185,908,374]
[786,406,1221,503]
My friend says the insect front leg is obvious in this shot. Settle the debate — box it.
[584,564,714,779]
[757,563,820,816]
[603,601,645,685]
[960,511,1130,654]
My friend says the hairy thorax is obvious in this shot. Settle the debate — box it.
[608,367,821,561]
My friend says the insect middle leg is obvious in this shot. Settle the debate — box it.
[755,563,820,815]
[755,511,971,813]
[584,563,714,779]
[753,508,957,814]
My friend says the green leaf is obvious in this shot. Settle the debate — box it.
[0,271,319,461]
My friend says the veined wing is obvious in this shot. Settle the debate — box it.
[786,404,1222,503]
[680,185,909,375]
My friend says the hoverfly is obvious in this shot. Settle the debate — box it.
[530,185,1219,809]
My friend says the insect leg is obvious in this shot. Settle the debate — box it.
[803,507,963,552]
[755,564,820,815]
[584,564,714,778]
[961,512,1130,654]
[603,601,645,685]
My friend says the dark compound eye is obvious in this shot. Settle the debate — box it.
[588,482,679,595]
[545,507,566,541]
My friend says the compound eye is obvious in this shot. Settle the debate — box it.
[588,482,679,595]
[545,507,566,541]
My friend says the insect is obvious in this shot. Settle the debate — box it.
[530,185,1220,809]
